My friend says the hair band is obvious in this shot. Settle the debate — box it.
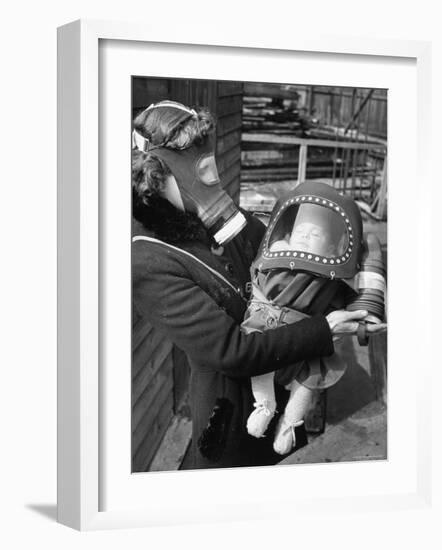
[145,101,197,116]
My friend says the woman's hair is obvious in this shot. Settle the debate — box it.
[132,150,170,207]
[133,101,215,150]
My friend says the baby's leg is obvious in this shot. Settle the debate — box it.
[273,380,313,455]
[246,373,277,438]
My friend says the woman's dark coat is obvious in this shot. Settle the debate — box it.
[132,205,334,469]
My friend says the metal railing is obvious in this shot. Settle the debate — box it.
[242,132,387,219]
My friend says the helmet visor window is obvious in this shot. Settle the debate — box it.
[268,203,349,258]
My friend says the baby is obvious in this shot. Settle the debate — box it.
[242,182,386,455]
[271,220,337,256]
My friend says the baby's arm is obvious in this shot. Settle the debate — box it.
[269,239,291,252]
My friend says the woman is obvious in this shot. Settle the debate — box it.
[131,100,379,469]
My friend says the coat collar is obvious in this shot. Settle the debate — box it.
[132,196,213,246]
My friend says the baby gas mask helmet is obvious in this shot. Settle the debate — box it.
[132,101,246,245]
[257,181,363,278]
[254,181,385,324]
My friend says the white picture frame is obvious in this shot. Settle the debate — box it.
[57,19,433,531]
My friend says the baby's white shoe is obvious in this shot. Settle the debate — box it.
[273,417,304,455]
[246,400,276,438]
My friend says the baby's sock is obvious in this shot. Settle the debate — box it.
[273,381,312,455]
[247,373,277,438]
[284,380,312,424]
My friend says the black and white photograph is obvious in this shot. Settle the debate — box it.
[131,77,388,473]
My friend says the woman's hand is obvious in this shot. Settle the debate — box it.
[326,309,387,341]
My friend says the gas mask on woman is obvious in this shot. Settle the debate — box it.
[132,101,246,245]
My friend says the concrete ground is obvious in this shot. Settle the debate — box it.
[281,356,387,466]
[281,400,386,465]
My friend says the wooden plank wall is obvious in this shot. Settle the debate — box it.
[131,77,243,472]
[216,81,243,203]
[132,77,170,112]
[306,86,387,140]
[132,309,174,471]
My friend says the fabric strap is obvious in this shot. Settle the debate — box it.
[145,101,196,116]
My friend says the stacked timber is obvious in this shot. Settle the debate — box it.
[242,84,311,136]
